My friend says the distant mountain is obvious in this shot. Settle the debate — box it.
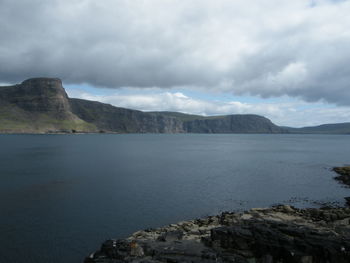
[0,78,347,134]
[287,123,350,134]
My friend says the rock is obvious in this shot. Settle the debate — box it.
[241,214,253,220]
[301,256,313,263]
[333,166,350,186]
[1,78,71,115]
[85,206,350,263]
[210,220,350,262]
[345,197,350,206]
[281,205,294,213]
[130,241,144,257]
[157,230,183,242]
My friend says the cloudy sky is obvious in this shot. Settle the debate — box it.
[1,0,350,127]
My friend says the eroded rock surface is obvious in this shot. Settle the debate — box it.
[84,205,350,263]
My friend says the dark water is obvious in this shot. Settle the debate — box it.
[0,134,350,263]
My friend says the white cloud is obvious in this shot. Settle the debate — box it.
[1,0,350,106]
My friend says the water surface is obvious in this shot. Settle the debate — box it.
[0,134,349,263]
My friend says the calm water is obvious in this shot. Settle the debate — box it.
[0,134,350,263]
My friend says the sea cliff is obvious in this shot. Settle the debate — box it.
[0,77,300,134]
[1,78,350,134]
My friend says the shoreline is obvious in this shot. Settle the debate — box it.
[84,166,350,263]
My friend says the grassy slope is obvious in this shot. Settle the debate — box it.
[0,102,97,133]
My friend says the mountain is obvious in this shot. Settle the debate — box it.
[2,77,343,134]
[0,78,97,133]
[287,123,350,134]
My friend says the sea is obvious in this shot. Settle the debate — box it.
[0,134,349,263]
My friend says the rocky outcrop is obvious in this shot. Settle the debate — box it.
[334,166,350,186]
[0,78,72,118]
[84,205,350,263]
[334,166,350,206]
[0,78,97,133]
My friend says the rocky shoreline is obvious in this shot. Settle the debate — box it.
[84,167,350,263]
[334,166,350,187]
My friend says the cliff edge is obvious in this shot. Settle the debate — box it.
[0,78,286,134]
[0,78,96,133]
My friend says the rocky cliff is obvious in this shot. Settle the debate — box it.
[0,78,97,133]
[70,99,184,133]
[70,98,285,133]
[183,114,283,133]
[0,78,286,134]
[0,78,71,117]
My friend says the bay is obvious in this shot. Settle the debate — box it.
[0,134,349,263]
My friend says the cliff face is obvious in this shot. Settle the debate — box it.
[70,99,286,133]
[0,78,72,118]
[183,114,284,133]
[0,78,97,133]
[70,98,184,133]
[0,78,286,134]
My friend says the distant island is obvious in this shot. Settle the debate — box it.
[0,78,349,134]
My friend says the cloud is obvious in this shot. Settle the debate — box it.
[67,88,350,127]
[1,0,350,105]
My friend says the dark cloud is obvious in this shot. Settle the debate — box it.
[1,0,350,105]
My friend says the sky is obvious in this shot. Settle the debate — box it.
[1,0,350,127]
